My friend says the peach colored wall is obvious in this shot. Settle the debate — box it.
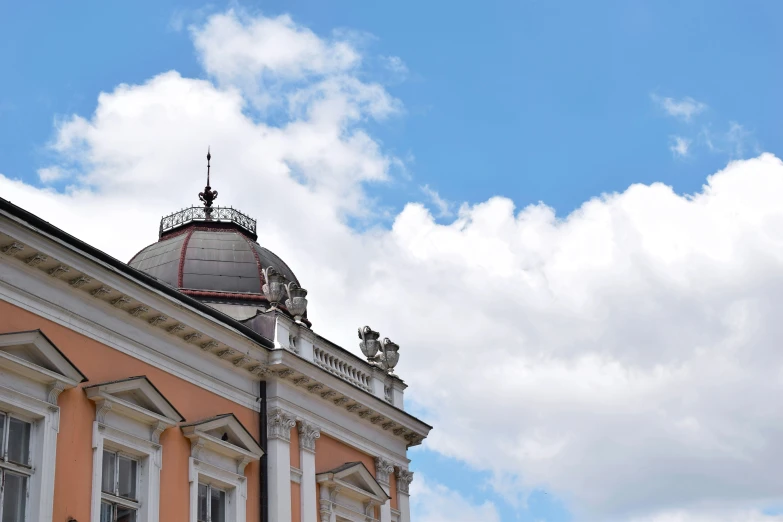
[0,300,261,522]
[291,481,301,522]
[314,434,396,514]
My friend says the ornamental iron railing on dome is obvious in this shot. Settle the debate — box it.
[159,206,257,237]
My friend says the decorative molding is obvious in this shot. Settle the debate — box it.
[90,285,111,297]
[47,380,66,406]
[167,323,186,333]
[217,349,236,359]
[111,296,131,307]
[148,315,168,326]
[96,401,112,423]
[277,369,295,379]
[191,438,207,460]
[291,466,303,484]
[374,457,394,485]
[129,306,149,317]
[292,376,310,386]
[237,455,253,475]
[393,427,405,436]
[200,340,219,351]
[333,397,349,406]
[247,364,268,376]
[370,415,385,425]
[346,403,362,413]
[24,253,47,266]
[298,420,321,452]
[233,356,250,367]
[69,275,92,288]
[1,242,24,255]
[184,332,203,343]
[320,390,336,400]
[395,469,414,495]
[381,422,395,431]
[267,408,296,441]
[307,383,324,394]
[151,421,168,444]
[48,265,70,278]
[358,410,372,419]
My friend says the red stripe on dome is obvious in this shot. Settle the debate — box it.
[177,228,196,288]
[239,233,266,293]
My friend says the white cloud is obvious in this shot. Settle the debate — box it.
[37,166,69,183]
[410,476,501,522]
[652,94,707,122]
[670,136,691,157]
[421,184,452,217]
[4,10,783,522]
[629,508,783,522]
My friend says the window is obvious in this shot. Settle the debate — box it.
[197,483,226,522]
[99,450,139,522]
[0,411,33,522]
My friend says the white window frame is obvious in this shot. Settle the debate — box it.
[91,421,160,522]
[189,458,245,522]
[86,377,182,522]
[99,448,142,521]
[196,480,229,522]
[0,329,84,522]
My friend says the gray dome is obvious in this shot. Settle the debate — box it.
[129,224,302,313]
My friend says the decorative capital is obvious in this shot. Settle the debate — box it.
[395,469,414,495]
[150,421,168,444]
[298,420,321,452]
[96,400,112,423]
[267,408,296,441]
[47,381,66,406]
[374,456,394,485]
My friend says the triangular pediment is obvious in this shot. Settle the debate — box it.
[0,329,86,385]
[181,413,263,459]
[317,462,390,501]
[84,376,184,424]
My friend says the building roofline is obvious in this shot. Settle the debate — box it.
[0,196,275,350]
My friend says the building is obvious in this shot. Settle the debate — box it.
[0,153,431,522]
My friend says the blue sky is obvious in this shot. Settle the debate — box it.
[4,2,783,521]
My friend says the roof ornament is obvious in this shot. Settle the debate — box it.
[359,326,399,374]
[262,266,286,310]
[198,147,218,220]
[285,282,308,323]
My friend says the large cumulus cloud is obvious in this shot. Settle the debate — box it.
[2,8,783,521]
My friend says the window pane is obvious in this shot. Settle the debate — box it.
[102,450,116,493]
[100,502,114,522]
[197,483,208,522]
[1,472,28,522]
[117,456,137,499]
[0,413,5,448]
[7,418,31,466]
[116,505,137,522]
[211,488,226,522]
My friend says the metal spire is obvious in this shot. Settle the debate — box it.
[198,147,218,211]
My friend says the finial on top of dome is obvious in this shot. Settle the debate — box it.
[199,147,218,214]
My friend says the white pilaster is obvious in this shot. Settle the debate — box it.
[395,468,413,522]
[268,408,296,522]
[374,457,395,522]
[298,420,321,522]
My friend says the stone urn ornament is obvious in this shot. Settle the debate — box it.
[378,338,400,374]
[285,282,308,323]
[262,267,286,309]
[358,326,381,359]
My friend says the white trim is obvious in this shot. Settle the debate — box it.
[188,457,246,522]
[0,379,63,522]
[290,466,302,484]
[0,270,259,410]
[90,422,161,522]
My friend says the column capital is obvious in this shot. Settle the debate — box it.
[298,420,321,452]
[374,456,395,486]
[395,468,414,495]
[267,408,297,441]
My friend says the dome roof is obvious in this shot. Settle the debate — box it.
[129,218,308,325]
[130,151,309,325]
